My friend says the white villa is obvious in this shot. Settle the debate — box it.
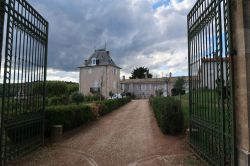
[120,76,189,99]
[190,57,229,89]
[79,49,121,98]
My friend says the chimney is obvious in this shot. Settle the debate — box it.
[122,75,125,81]
[145,72,148,79]
[85,60,88,65]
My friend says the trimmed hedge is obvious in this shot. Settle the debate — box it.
[45,104,95,135]
[96,98,131,116]
[45,98,131,135]
[150,97,184,135]
[84,95,104,102]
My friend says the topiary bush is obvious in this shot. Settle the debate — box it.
[45,104,95,136]
[150,97,184,135]
[71,92,84,104]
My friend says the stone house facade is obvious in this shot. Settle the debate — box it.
[79,49,121,98]
[120,76,189,99]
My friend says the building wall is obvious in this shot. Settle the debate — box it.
[201,61,228,89]
[121,79,188,99]
[79,65,120,98]
[107,66,120,97]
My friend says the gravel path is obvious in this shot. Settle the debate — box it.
[10,99,202,166]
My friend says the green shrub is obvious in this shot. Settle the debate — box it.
[84,95,104,102]
[97,98,131,116]
[33,81,79,97]
[48,96,62,106]
[45,104,95,135]
[150,97,184,135]
[66,83,79,95]
[46,81,67,96]
[47,95,70,106]
[71,92,84,104]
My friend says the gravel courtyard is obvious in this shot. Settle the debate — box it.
[10,100,202,166]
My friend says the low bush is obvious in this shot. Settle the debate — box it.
[71,92,84,104]
[96,98,131,116]
[150,97,184,135]
[48,96,63,106]
[125,92,136,99]
[84,95,104,102]
[48,95,70,106]
[45,104,95,135]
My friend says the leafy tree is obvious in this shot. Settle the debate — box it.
[130,67,152,79]
[33,81,79,97]
[173,77,185,95]
[47,81,67,96]
[66,83,79,95]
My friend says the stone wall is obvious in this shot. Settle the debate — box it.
[231,0,250,165]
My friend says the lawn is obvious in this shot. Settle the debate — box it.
[178,90,221,130]
[179,94,189,130]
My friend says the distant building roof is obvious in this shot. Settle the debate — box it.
[79,48,121,69]
[120,76,189,84]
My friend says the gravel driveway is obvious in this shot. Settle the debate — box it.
[10,99,202,166]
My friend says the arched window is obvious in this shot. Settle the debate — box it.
[92,58,96,66]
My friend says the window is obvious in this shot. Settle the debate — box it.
[90,87,100,94]
[113,68,117,75]
[92,58,96,66]
[142,84,145,90]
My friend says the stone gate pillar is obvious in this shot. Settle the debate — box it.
[231,0,250,165]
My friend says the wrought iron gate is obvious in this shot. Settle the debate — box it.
[0,0,48,164]
[187,0,235,165]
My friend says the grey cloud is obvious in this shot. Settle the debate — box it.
[28,0,194,76]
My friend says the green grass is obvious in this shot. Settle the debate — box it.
[179,90,227,130]
[180,94,189,130]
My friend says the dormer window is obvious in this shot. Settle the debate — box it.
[92,58,96,66]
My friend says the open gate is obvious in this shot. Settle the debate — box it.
[0,0,48,164]
[187,0,235,165]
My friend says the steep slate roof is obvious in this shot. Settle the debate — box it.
[79,49,121,69]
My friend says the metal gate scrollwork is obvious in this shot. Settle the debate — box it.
[187,0,235,165]
[0,0,48,164]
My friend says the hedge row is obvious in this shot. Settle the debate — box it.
[45,98,131,135]
[45,104,94,135]
[149,97,184,135]
[96,98,132,116]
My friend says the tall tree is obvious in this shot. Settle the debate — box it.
[130,67,152,79]
[173,77,185,95]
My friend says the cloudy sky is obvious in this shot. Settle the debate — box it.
[28,0,196,82]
